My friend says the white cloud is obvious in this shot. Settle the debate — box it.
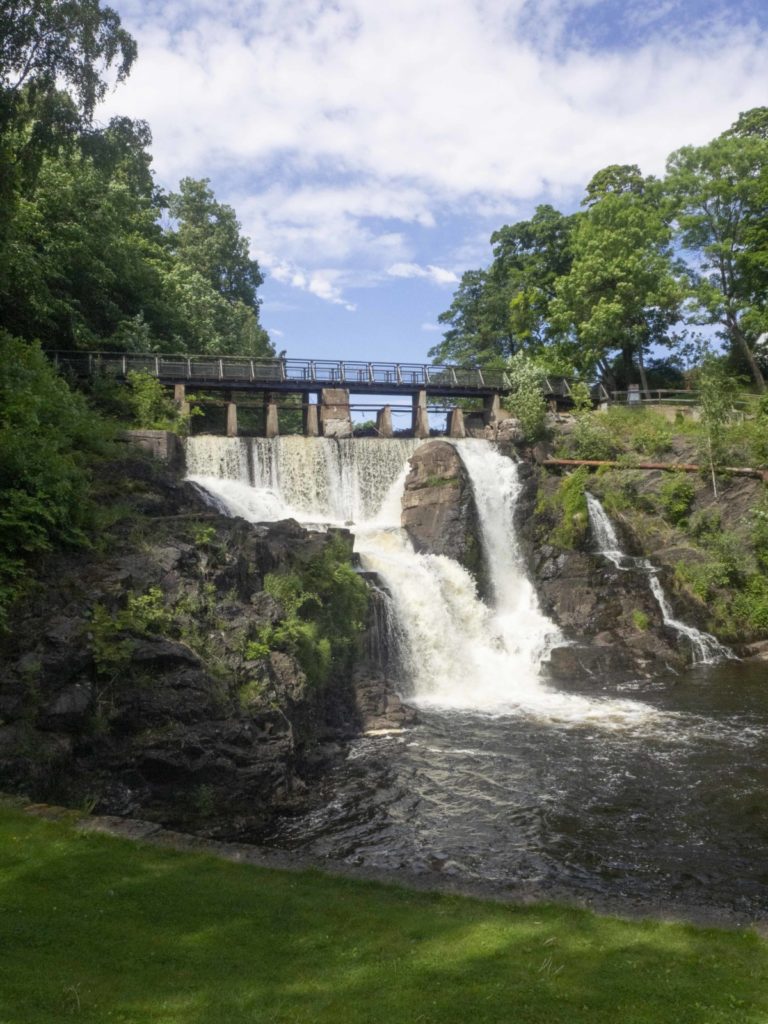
[421,323,442,332]
[388,263,459,285]
[99,0,768,307]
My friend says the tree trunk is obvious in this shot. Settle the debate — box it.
[622,346,635,386]
[637,346,650,397]
[730,317,766,393]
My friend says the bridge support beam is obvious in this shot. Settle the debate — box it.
[265,402,279,438]
[226,401,238,438]
[320,388,353,438]
[483,393,500,427]
[303,401,319,437]
[173,383,190,417]
[412,390,429,439]
[375,405,393,438]
[448,407,466,439]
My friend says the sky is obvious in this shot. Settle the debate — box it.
[98,0,768,366]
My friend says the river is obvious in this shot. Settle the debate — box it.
[186,435,768,921]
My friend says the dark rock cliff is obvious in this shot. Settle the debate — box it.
[516,462,695,679]
[0,449,405,839]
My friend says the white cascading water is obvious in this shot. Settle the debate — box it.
[585,493,734,665]
[186,435,661,725]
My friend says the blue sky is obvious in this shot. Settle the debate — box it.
[98,0,768,366]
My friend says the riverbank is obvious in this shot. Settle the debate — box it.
[2,799,767,1024]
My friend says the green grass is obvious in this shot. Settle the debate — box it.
[1,804,767,1024]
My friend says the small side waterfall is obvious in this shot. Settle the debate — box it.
[586,493,734,665]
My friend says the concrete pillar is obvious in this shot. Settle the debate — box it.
[412,390,429,438]
[304,403,319,437]
[483,393,500,427]
[265,402,279,438]
[226,402,238,438]
[173,382,190,417]
[319,388,353,438]
[447,407,466,439]
[375,405,393,438]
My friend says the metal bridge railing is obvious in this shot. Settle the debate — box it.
[50,351,516,392]
[49,351,608,401]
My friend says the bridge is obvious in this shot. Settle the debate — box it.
[51,350,596,439]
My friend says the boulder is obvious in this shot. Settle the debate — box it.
[401,441,486,592]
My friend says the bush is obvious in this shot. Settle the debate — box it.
[659,474,695,525]
[255,534,369,686]
[126,371,177,429]
[90,587,172,677]
[0,334,108,628]
[569,416,620,460]
[546,468,590,549]
[504,354,547,440]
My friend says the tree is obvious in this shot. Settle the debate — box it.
[0,0,136,121]
[430,269,511,364]
[0,136,170,348]
[697,356,741,497]
[0,332,103,626]
[549,166,683,389]
[666,129,768,391]
[430,205,574,365]
[165,178,273,356]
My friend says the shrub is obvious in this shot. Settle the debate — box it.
[505,354,547,440]
[126,371,177,429]
[90,587,172,678]
[549,468,589,549]
[0,334,108,628]
[255,534,369,687]
[632,609,650,631]
[569,416,619,460]
[659,474,695,525]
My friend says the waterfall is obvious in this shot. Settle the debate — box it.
[586,493,734,665]
[186,436,418,525]
[186,435,660,724]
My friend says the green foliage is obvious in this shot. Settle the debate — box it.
[697,359,742,490]
[568,416,620,461]
[423,475,459,488]
[126,371,176,429]
[632,609,650,631]
[658,475,695,525]
[90,586,171,677]
[504,353,548,440]
[570,380,592,413]
[751,505,768,569]
[549,169,683,383]
[731,575,768,633]
[540,468,590,550]
[431,205,575,365]
[0,334,108,627]
[0,0,136,123]
[255,535,369,687]
[666,131,768,391]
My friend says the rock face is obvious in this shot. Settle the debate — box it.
[0,449,401,840]
[515,463,690,679]
[401,441,486,593]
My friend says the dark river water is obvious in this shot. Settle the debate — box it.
[264,661,768,921]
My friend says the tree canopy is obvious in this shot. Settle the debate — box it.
[434,109,768,392]
[0,0,273,357]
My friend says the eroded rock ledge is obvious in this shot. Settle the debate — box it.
[401,440,487,594]
[0,450,405,840]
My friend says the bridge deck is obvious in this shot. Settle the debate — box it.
[51,351,588,401]
[53,351,513,397]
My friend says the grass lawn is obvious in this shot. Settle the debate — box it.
[0,804,766,1024]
